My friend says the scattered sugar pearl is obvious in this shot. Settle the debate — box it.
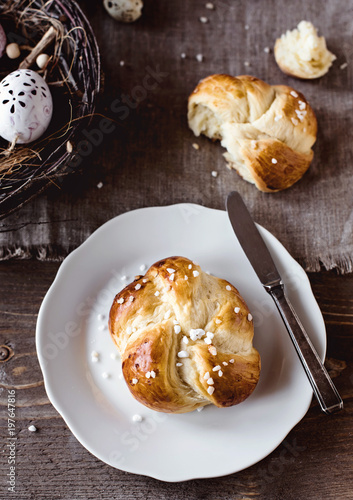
[135,283,141,290]
[234,307,240,313]
[200,16,208,23]
[121,275,127,281]
[206,331,214,339]
[91,351,99,362]
[215,319,222,324]
[207,377,214,385]
[188,264,192,269]
[98,324,107,331]
[117,298,124,304]
[204,372,210,380]
[229,359,234,363]
[184,275,189,280]
[218,370,223,377]
[145,371,151,378]
[196,53,203,62]
[97,182,103,189]
[169,273,175,281]
[131,378,138,385]
[178,350,189,358]
[211,170,218,178]
[119,60,125,66]
[97,314,105,321]
[274,115,282,122]
[167,268,175,274]
[340,62,348,70]
[248,313,253,321]
[264,46,270,53]
[150,370,156,378]
[174,325,181,334]
[192,143,200,150]
[28,425,37,432]
[290,90,298,98]
[205,2,214,9]
[181,52,186,59]
[176,362,183,367]
[251,140,257,149]
[204,337,212,345]
[197,406,204,412]
[182,336,189,344]
[164,310,171,320]
[291,117,299,126]
[190,328,205,340]
[226,285,231,291]
[110,352,119,360]
[154,290,160,296]
[209,346,217,355]
[222,361,228,366]
[129,296,135,302]
[298,100,306,110]
[244,61,250,67]
[126,326,132,334]
[271,158,278,164]
[193,270,200,277]
[102,372,110,379]
[213,365,221,372]
[143,279,148,283]
[132,327,137,333]
[207,386,215,395]
[173,319,179,325]
[132,414,143,423]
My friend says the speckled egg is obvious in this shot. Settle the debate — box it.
[0,23,6,58]
[0,69,53,144]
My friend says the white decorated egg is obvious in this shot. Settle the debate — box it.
[0,69,53,144]
[0,23,6,58]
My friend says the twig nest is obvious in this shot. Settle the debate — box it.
[103,0,143,23]
[0,69,53,144]
[6,43,20,60]
[0,23,6,58]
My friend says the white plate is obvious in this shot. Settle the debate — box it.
[36,204,325,482]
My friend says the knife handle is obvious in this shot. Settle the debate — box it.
[269,284,343,414]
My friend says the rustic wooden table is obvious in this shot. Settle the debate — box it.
[1,0,353,499]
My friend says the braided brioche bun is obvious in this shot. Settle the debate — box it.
[188,74,317,192]
[109,256,261,413]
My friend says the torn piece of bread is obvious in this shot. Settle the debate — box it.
[188,74,317,192]
[274,21,336,79]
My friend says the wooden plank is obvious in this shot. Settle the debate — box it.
[0,260,352,499]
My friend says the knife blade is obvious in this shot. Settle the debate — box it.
[226,191,343,415]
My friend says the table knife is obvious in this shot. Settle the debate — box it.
[226,191,343,415]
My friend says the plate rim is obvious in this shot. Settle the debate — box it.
[36,203,326,482]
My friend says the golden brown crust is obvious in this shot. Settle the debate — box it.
[188,74,317,192]
[109,256,261,413]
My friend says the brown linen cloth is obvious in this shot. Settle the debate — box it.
[0,0,352,272]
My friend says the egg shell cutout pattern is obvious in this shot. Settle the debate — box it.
[0,23,6,58]
[0,69,53,144]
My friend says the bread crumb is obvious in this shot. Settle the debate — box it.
[340,62,348,70]
[192,143,200,150]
